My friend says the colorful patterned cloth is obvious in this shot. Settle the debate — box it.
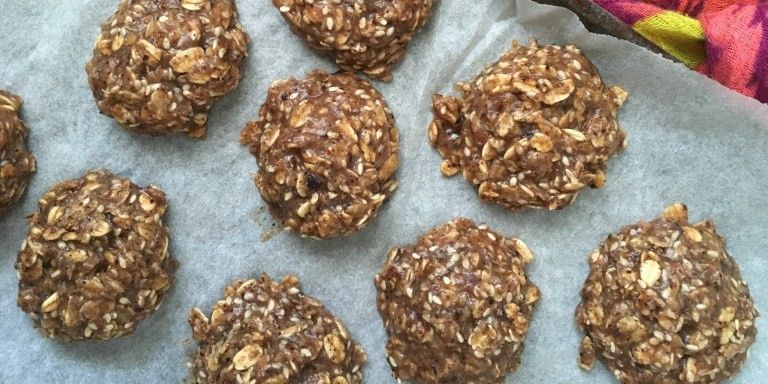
[592,0,768,103]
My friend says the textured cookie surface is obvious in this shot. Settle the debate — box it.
[429,41,627,211]
[273,0,435,81]
[374,218,540,384]
[241,70,399,239]
[0,90,36,214]
[15,169,175,341]
[576,204,758,383]
[86,0,249,137]
[189,274,366,383]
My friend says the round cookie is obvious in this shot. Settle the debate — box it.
[86,0,249,138]
[374,218,540,383]
[16,169,176,341]
[576,204,758,383]
[241,70,399,239]
[188,274,367,383]
[272,0,435,81]
[0,90,35,214]
[429,40,627,211]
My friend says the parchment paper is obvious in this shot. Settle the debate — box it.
[1,0,767,382]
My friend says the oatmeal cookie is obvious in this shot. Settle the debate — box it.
[189,274,366,383]
[429,40,627,210]
[576,204,758,383]
[273,0,435,81]
[0,90,35,214]
[374,218,540,383]
[86,0,249,137]
[16,169,176,341]
[241,70,399,239]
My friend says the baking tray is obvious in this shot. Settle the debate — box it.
[1,0,766,383]
[540,0,679,62]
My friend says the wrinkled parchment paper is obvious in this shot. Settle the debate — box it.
[1,0,767,382]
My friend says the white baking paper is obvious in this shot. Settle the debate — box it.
[1,0,767,382]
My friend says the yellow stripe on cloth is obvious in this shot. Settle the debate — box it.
[633,10,706,68]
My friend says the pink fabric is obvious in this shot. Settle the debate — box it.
[699,3,768,102]
[593,0,664,23]
[592,0,768,103]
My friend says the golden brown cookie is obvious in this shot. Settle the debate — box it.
[375,218,540,384]
[0,90,35,214]
[86,0,249,137]
[16,169,176,341]
[241,70,399,239]
[189,274,366,383]
[429,41,627,211]
[576,204,758,383]
[272,0,435,81]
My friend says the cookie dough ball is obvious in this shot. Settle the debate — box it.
[576,204,758,383]
[15,170,176,341]
[273,0,435,81]
[241,70,399,239]
[0,90,35,214]
[86,0,249,138]
[189,274,367,383]
[429,41,627,211]
[374,218,540,383]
